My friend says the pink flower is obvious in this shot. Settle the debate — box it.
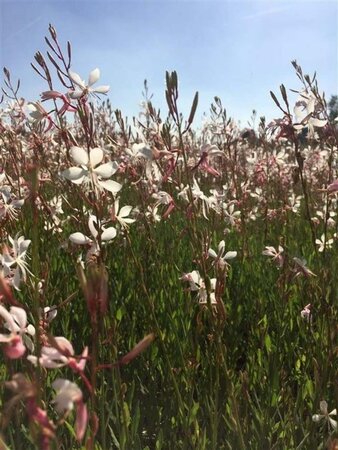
[192,144,223,177]
[28,336,88,372]
[41,90,77,115]
[0,305,35,359]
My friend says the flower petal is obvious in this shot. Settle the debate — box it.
[94,161,118,178]
[312,414,323,422]
[70,147,88,166]
[9,307,27,330]
[53,336,74,356]
[88,68,100,87]
[89,148,103,167]
[18,239,31,254]
[310,118,327,128]
[69,90,85,100]
[88,215,99,239]
[75,401,88,442]
[329,417,337,430]
[0,305,16,331]
[69,232,91,245]
[224,251,237,260]
[93,85,110,94]
[119,205,133,218]
[69,71,85,89]
[208,248,217,259]
[101,227,117,241]
[320,400,328,414]
[97,180,122,194]
[62,167,86,181]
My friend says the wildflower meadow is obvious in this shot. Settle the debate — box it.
[0,25,337,449]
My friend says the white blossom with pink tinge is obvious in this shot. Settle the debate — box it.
[62,146,121,194]
[28,336,88,372]
[0,305,35,358]
[68,68,109,99]
[52,379,88,442]
[208,241,237,268]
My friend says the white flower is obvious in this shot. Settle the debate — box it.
[152,191,173,207]
[181,270,216,305]
[112,199,135,228]
[208,240,237,269]
[224,203,241,227]
[293,91,327,134]
[312,400,337,431]
[145,205,161,223]
[315,234,334,252]
[262,245,284,268]
[69,215,117,258]
[25,102,54,131]
[1,235,33,290]
[68,68,109,99]
[52,379,83,412]
[62,146,121,194]
[0,189,24,220]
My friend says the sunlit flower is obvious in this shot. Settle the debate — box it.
[145,205,161,223]
[62,146,121,194]
[69,214,117,257]
[26,102,54,131]
[1,234,32,290]
[293,91,327,135]
[111,198,135,228]
[68,68,109,99]
[40,305,58,323]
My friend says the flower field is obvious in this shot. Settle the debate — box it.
[0,25,337,449]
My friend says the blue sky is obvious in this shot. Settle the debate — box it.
[1,0,337,126]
